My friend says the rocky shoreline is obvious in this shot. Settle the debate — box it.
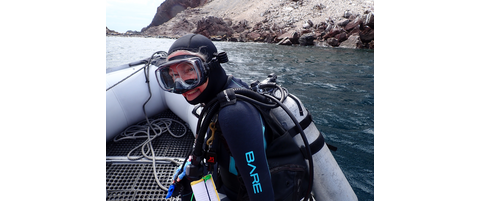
[107,0,373,49]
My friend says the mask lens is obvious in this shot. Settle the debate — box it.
[171,62,198,82]
[155,58,204,94]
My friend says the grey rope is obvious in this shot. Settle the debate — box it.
[106,51,167,92]
[109,50,176,191]
[106,65,146,91]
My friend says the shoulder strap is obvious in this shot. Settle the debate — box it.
[216,88,237,108]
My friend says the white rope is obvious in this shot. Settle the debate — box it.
[113,117,187,191]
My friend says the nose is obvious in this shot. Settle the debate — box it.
[173,78,189,93]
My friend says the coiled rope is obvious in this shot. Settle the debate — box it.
[113,117,187,191]
[113,118,187,160]
[109,51,185,192]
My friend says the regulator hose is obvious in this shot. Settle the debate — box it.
[193,88,277,158]
[230,88,272,104]
[193,100,220,158]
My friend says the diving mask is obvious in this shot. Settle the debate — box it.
[155,57,208,94]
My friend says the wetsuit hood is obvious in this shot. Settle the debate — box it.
[168,34,228,105]
[168,34,217,63]
[188,64,227,105]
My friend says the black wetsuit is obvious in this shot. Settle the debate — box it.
[214,76,275,200]
[165,34,282,200]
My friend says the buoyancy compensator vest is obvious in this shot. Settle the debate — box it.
[185,73,357,201]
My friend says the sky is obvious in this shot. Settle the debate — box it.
[106,0,165,33]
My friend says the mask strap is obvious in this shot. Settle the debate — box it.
[167,54,196,61]
[215,52,229,63]
[206,52,228,74]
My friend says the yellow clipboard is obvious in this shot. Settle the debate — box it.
[190,174,220,201]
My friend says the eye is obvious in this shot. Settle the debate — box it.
[180,63,195,74]
[169,69,179,77]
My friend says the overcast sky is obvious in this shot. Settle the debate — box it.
[106,0,165,33]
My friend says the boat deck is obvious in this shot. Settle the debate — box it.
[106,109,196,201]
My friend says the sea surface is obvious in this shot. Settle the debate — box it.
[107,36,374,200]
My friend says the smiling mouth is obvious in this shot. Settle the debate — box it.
[184,89,198,95]
[182,88,199,100]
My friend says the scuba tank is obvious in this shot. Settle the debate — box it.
[252,74,358,201]
[183,73,358,201]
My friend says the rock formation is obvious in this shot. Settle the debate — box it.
[106,27,121,35]
[143,0,208,31]
[107,0,374,49]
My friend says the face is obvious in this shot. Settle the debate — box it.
[167,60,208,101]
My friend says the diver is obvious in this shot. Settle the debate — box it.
[155,34,310,201]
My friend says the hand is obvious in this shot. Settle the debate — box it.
[172,160,191,183]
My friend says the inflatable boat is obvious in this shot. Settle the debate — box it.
[106,57,198,143]
[106,57,358,200]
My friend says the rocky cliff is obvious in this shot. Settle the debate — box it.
[108,0,374,49]
[144,0,209,30]
[106,27,121,35]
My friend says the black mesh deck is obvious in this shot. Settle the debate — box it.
[106,109,195,200]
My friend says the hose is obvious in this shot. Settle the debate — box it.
[193,87,280,160]
[194,101,220,157]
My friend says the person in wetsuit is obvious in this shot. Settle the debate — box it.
[155,34,308,201]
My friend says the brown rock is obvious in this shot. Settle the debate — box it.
[195,16,234,38]
[339,34,361,49]
[247,32,261,41]
[368,40,374,49]
[277,38,292,45]
[171,19,195,36]
[335,32,348,43]
[326,38,339,47]
[359,27,374,43]
[323,28,342,39]
[314,22,327,31]
[231,33,247,42]
[262,32,276,43]
[277,30,299,44]
[347,25,361,37]
[253,22,263,31]
[364,13,374,29]
[299,33,316,46]
[301,29,312,34]
[337,19,350,27]
[345,17,363,32]
[315,31,324,39]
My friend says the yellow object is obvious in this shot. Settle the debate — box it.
[206,122,216,146]
[190,174,220,201]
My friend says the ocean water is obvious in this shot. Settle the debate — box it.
[107,36,374,200]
